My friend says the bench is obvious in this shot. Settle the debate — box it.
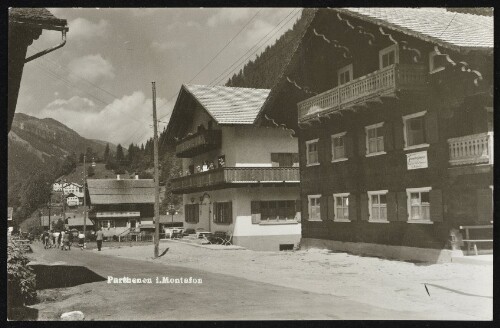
[459,225,493,256]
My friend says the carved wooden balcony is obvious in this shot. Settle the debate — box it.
[298,64,428,123]
[171,167,300,194]
[448,132,493,166]
[176,129,222,158]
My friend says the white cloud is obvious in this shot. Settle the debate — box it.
[151,40,187,51]
[67,54,115,83]
[39,92,172,145]
[207,8,255,27]
[68,18,109,40]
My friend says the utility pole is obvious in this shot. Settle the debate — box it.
[152,81,160,258]
[83,155,87,247]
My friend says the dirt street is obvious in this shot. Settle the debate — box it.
[28,241,492,320]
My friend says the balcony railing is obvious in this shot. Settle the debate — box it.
[448,132,493,166]
[298,64,427,122]
[176,129,222,158]
[171,167,300,193]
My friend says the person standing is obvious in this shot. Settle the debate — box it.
[53,230,60,249]
[66,230,72,250]
[96,228,104,251]
[43,231,50,249]
[59,230,65,250]
[78,231,85,250]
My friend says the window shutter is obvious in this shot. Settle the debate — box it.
[345,134,354,158]
[302,197,309,221]
[184,204,189,222]
[360,193,369,221]
[295,199,302,222]
[228,202,233,223]
[358,131,366,156]
[425,111,439,144]
[194,204,199,223]
[394,119,405,150]
[430,189,443,222]
[271,153,279,167]
[212,201,218,223]
[384,122,394,151]
[387,192,398,221]
[327,195,335,220]
[320,195,328,221]
[251,201,261,224]
[397,192,408,221]
[476,188,493,222]
[348,194,357,221]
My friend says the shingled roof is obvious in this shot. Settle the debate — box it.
[87,179,155,205]
[9,8,68,31]
[183,84,270,125]
[337,8,493,51]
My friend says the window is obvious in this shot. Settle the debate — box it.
[185,204,199,223]
[403,111,428,149]
[331,132,347,162]
[429,50,447,74]
[407,187,431,223]
[260,200,296,221]
[379,45,398,69]
[333,193,349,222]
[306,139,319,166]
[308,195,321,221]
[213,202,232,224]
[100,220,115,229]
[365,123,385,155]
[271,153,299,167]
[368,191,388,222]
[337,64,353,85]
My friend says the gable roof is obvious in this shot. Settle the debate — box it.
[87,179,155,205]
[256,8,493,130]
[183,84,270,125]
[9,8,68,31]
[337,8,493,51]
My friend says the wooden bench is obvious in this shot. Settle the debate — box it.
[459,225,493,256]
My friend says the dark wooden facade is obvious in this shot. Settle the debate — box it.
[262,9,493,250]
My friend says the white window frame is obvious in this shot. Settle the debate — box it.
[306,139,320,166]
[429,50,446,74]
[406,187,433,224]
[402,110,430,151]
[337,64,353,86]
[333,193,350,222]
[308,195,322,221]
[365,122,386,157]
[379,44,399,69]
[331,132,348,162]
[368,190,389,223]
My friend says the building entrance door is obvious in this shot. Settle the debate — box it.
[199,203,210,231]
[129,219,137,229]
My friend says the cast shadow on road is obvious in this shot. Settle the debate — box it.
[29,264,107,290]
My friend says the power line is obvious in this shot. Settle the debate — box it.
[187,8,263,84]
[210,9,302,87]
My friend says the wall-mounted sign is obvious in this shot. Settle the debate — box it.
[96,211,140,218]
[407,151,428,170]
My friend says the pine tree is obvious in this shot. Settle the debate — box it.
[103,143,110,162]
[116,144,124,162]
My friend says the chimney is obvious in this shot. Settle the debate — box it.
[135,175,139,180]
[117,175,120,180]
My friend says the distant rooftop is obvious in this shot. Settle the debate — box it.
[87,179,155,205]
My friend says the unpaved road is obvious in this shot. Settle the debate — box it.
[28,242,491,320]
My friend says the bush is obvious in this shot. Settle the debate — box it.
[7,238,37,307]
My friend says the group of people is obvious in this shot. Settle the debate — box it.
[41,229,86,250]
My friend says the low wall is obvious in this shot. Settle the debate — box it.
[301,238,465,263]
[233,234,301,252]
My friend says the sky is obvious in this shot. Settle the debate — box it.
[16,8,303,146]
